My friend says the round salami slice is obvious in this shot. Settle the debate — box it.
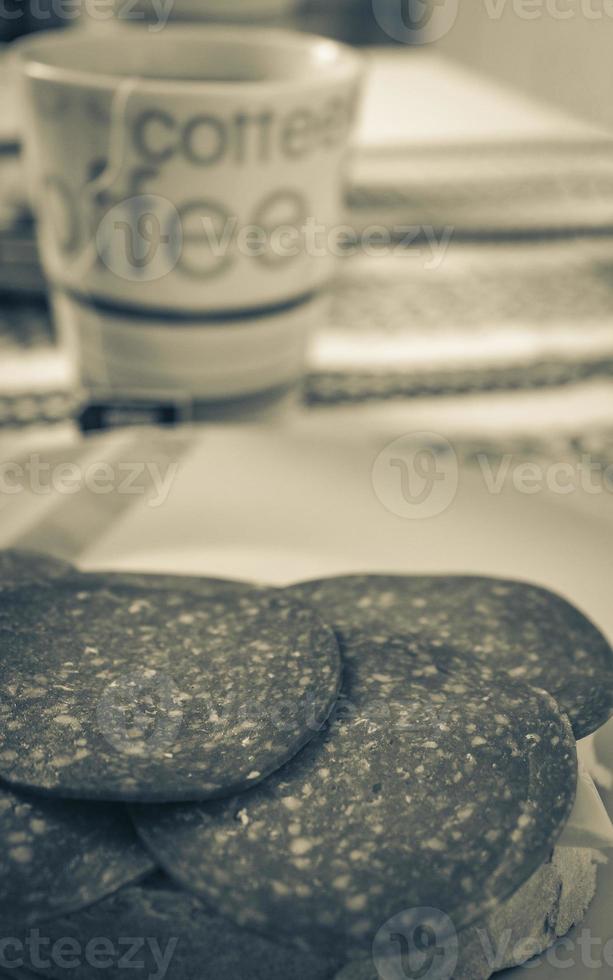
[286,575,613,739]
[132,634,576,959]
[0,550,73,592]
[0,878,338,980]
[0,785,154,926]
[0,582,340,802]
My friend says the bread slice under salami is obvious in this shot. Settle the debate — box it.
[334,846,599,980]
[0,582,341,803]
[286,575,613,739]
[132,634,576,960]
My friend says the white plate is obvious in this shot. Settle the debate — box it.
[77,423,613,632]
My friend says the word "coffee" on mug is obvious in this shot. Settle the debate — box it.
[42,90,358,283]
[133,93,357,166]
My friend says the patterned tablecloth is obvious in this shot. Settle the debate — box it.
[2,237,613,400]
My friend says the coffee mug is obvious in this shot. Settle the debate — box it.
[16,26,363,316]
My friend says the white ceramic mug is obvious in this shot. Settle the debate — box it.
[17,26,363,316]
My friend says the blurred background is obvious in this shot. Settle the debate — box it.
[3,0,613,452]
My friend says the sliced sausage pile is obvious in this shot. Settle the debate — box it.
[0,550,610,979]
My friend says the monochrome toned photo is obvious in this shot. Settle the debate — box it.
[1,3,613,979]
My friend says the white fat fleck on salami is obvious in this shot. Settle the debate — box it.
[0,583,340,802]
[0,877,339,980]
[286,575,613,739]
[0,784,153,926]
[0,550,73,592]
[132,635,576,959]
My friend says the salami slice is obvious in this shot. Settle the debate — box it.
[0,878,338,980]
[286,575,613,739]
[132,634,576,959]
[0,785,153,926]
[0,550,73,592]
[0,583,340,802]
